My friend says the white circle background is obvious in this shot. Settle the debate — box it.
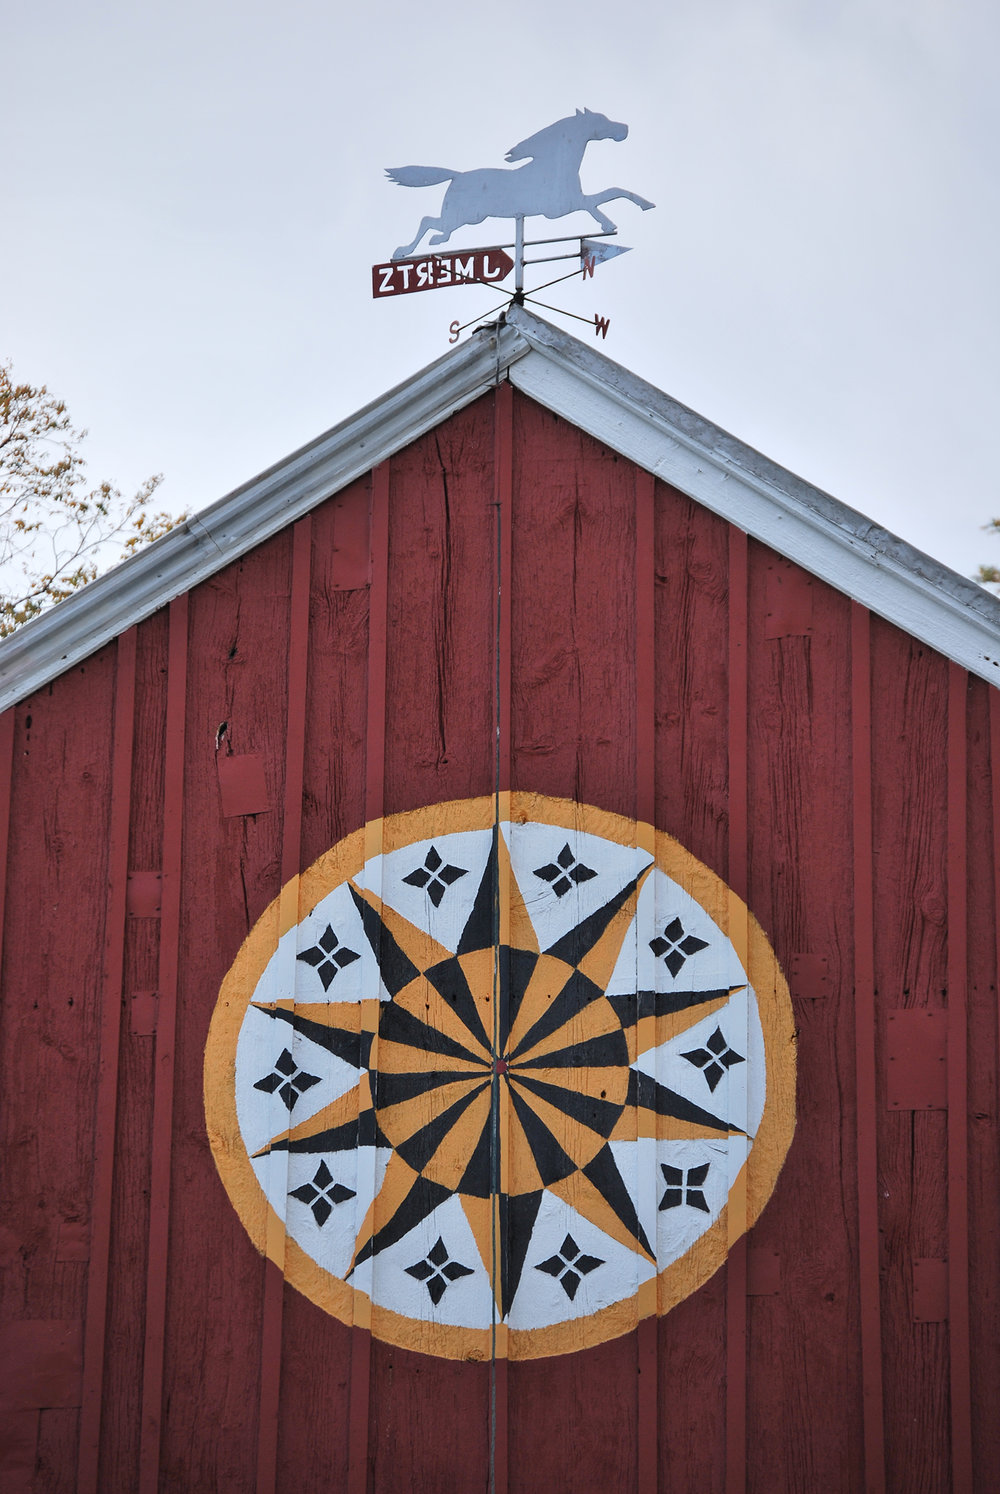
[231,817,766,1336]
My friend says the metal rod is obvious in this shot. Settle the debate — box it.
[514,217,524,295]
[487,229,618,251]
[522,252,583,266]
[517,297,595,326]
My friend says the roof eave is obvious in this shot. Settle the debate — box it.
[3,303,999,710]
[0,319,531,712]
[506,306,1000,685]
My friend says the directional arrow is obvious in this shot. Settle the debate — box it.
[580,241,632,278]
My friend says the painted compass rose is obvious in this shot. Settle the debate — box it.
[205,795,795,1360]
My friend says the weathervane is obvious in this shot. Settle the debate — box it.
[372,108,655,342]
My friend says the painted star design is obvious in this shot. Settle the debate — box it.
[250,830,745,1316]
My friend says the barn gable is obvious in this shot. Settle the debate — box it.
[2,303,998,711]
[2,313,999,1494]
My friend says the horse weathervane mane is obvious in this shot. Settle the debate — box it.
[386,109,654,261]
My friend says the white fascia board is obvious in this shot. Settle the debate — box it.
[0,321,531,712]
[506,309,1000,687]
[5,301,999,708]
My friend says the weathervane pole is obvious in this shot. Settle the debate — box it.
[514,216,525,299]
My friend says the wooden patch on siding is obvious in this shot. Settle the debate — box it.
[913,1258,949,1322]
[0,1408,39,1486]
[126,870,162,917]
[886,1009,947,1110]
[130,991,158,1036]
[217,753,271,817]
[747,1248,781,1295]
[328,488,371,590]
[55,1221,89,1263]
[788,953,829,999]
[0,1321,82,1409]
[764,561,813,639]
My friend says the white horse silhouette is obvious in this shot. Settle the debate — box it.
[387,108,655,261]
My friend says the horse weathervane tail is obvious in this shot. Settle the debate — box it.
[386,108,655,261]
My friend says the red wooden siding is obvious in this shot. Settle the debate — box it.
[1,386,998,1492]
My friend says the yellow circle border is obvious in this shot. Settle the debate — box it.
[204,792,796,1361]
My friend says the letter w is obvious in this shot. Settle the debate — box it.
[594,314,611,340]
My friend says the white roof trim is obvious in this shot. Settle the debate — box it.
[3,304,999,711]
[505,308,1000,685]
[0,324,531,711]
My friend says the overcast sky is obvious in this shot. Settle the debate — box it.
[5,0,998,585]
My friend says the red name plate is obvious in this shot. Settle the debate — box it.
[372,248,514,298]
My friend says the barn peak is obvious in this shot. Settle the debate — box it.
[2,303,999,710]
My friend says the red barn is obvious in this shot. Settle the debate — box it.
[2,306,998,1493]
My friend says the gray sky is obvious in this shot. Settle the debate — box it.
[5,0,998,583]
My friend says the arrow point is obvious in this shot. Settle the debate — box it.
[581,240,632,266]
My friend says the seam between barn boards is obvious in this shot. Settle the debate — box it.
[347,461,390,1494]
[850,603,887,1494]
[490,376,514,1494]
[138,595,188,1493]
[725,528,749,1494]
[255,514,313,1494]
[947,663,973,1494]
[635,469,659,1494]
[77,627,137,1494]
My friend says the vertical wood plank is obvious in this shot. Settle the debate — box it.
[491,379,514,1494]
[379,395,495,821]
[138,596,188,1494]
[851,604,887,1494]
[0,708,15,1250]
[495,381,513,802]
[278,485,370,1491]
[368,398,494,1494]
[635,469,658,1494]
[508,401,637,822]
[77,629,136,1494]
[964,678,1000,1486]
[256,514,313,1494]
[100,611,169,1489]
[947,664,973,1494]
[299,476,371,868]
[0,708,14,963]
[653,483,729,1494]
[164,537,290,1487]
[726,528,748,1494]
[1,654,116,1487]
[365,465,389,835]
[744,549,859,1491]
[726,528,749,908]
[507,398,638,1494]
[870,622,949,1493]
[993,691,1000,1149]
[348,466,389,1494]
